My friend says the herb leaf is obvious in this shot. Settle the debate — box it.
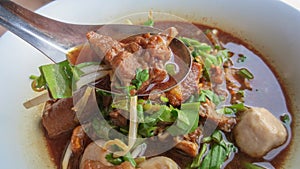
[139,102,200,137]
[244,162,265,169]
[138,122,158,137]
[30,61,107,99]
[143,11,154,27]
[281,114,291,125]
[167,102,200,135]
[131,68,149,89]
[105,153,123,165]
[190,143,209,168]
[237,54,247,63]
[200,90,223,106]
[38,60,73,99]
[189,130,236,169]
[217,103,247,115]
[238,68,254,80]
[105,152,137,167]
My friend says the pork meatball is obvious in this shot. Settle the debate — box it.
[234,107,287,158]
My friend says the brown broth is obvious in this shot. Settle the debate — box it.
[43,21,292,169]
[42,124,72,169]
[201,24,292,169]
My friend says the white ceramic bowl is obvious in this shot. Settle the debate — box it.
[0,0,299,168]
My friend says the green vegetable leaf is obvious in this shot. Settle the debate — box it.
[281,114,291,125]
[160,95,169,103]
[29,75,46,90]
[159,108,177,123]
[211,130,223,143]
[30,61,105,99]
[139,102,200,137]
[238,68,254,80]
[137,104,144,123]
[228,103,247,112]
[244,162,265,169]
[39,60,73,99]
[143,105,176,123]
[179,37,212,52]
[111,97,130,111]
[208,143,227,169]
[217,103,247,115]
[189,130,236,169]
[144,19,154,27]
[237,54,247,63]
[144,105,167,123]
[216,49,230,65]
[178,37,232,87]
[200,130,236,169]
[143,11,154,26]
[131,68,149,89]
[123,152,137,167]
[165,63,177,76]
[105,152,137,167]
[190,143,209,168]
[138,122,158,137]
[186,40,228,68]
[200,90,223,105]
[167,102,200,135]
[105,153,123,165]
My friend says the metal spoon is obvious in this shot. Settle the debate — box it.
[0,1,191,64]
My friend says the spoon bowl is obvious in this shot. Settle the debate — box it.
[0,1,203,96]
[0,1,169,63]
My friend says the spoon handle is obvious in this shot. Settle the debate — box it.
[0,1,100,62]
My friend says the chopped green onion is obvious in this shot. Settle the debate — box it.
[218,103,247,115]
[139,102,200,137]
[111,97,129,111]
[159,108,177,123]
[105,152,136,167]
[143,19,154,27]
[228,103,247,111]
[281,114,291,125]
[244,162,265,169]
[138,122,157,137]
[190,143,209,168]
[211,130,223,143]
[143,103,152,111]
[167,102,200,135]
[137,104,144,123]
[165,63,177,76]
[200,90,222,106]
[123,152,137,167]
[215,45,222,50]
[160,96,169,103]
[237,90,245,97]
[105,153,123,165]
[238,68,254,80]
[189,130,236,169]
[131,68,149,89]
[237,54,247,63]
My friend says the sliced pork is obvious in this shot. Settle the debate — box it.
[42,98,78,138]
[166,62,202,107]
[86,27,178,87]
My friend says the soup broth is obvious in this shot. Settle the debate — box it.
[41,21,292,169]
